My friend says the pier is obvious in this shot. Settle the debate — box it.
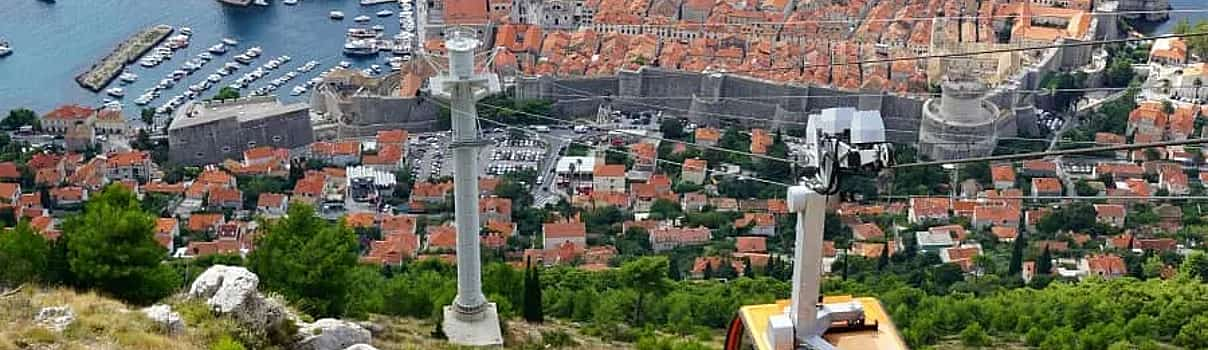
[75,24,173,92]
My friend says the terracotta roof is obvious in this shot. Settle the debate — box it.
[28,153,61,170]
[311,141,360,157]
[484,219,516,238]
[736,236,767,253]
[991,226,1018,240]
[991,163,1015,183]
[292,175,326,197]
[0,183,19,199]
[188,213,224,232]
[257,193,287,208]
[1137,238,1177,251]
[427,225,458,250]
[144,180,186,194]
[1087,254,1127,276]
[208,187,242,205]
[910,197,951,217]
[381,215,417,234]
[595,164,627,177]
[543,222,586,239]
[1032,177,1063,194]
[974,206,1020,223]
[683,158,707,172]
[695,127,721,142]
[480,196,513,216]
[767,199,788,214]
[1022,159,1058,173]
[851,223,884,241]
[444,0,489,24]
[243,146,287,162]
[45,104,94,121]
[50,186,84,202]
[0,162,20,179]
[345,212,377,228]
[1095,132,1126,145]
[107,150,149,168]
[1094,204,1125,218]
[376,129,409,144]
[735,212,775,227]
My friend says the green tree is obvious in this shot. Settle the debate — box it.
[212,86,241,101]
[877,243,889,271]
[1175,315,1208,349]
[248,204,359,317]
[960,322,991,348]
[0,221,49,287]
[2,108,41,131]
[660,118,686,139]
[1182,250,1208,283]
[63,185,179,304]
[621,257,670,325]
[649,198,682,220]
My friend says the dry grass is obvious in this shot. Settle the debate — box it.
[0,287,206,350]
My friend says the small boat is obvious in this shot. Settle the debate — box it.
[106,87,126,98]
[290,85,308,96]
[207,74,223,83]
[119,72,139,83]
[199,52,214,60]
[279,55,292,62]
[338,60,352,68]
[371,24,385,32]
[180,27,193,36]
[208,44,228,54]
[235,54,254,64]
[283,0,298,5]
[343,40,379,56]
[354,15,371,22]
[0,40,11,57]
[222,38,239,46]
[376,9,393,17]
[247,47,262,57]
[330,11,345,19]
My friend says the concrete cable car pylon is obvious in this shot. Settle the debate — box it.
[428,29,504,347]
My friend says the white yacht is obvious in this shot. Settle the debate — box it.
[353,15,371,22]
[0,40,11,57]
[376,9,393,17]
[330,10,345,19]
[119,72,139,83]
[283,0,298,5]
[106,87,126,98]
[343,40,379,56]
[222,38,239,46]
[208,44,228,54]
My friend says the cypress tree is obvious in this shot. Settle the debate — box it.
[668,257,681,280]
[523,257,538,322]
[1008,232,1025,275]
[877,244,890,271]
[703,263,714,279]
[1036,246,1053,275]
[743,258,754,277]
[530,263,543,323]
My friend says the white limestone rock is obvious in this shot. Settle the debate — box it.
[295,318,372,350]
[34,306,75,332]
[142,304,185,335]
[188,265,260,315]
[343,345,379,350]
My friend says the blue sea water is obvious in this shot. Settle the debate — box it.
[0,0,1204,115]
[0,0,405,115]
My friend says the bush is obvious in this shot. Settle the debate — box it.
[960,322,991,347]
[210,335,246,350]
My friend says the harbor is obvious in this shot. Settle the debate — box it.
[74,24,173,92]
[0,0,412,113]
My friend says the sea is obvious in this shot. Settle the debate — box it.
[0,0,1205,115]
[0,0,407,115]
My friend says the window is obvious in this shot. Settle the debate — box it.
[222,146,232,153]
[195,152,205,158]
[248,141,257,148]
[272,135,283,142]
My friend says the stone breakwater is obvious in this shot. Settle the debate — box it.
[75,24,173,91]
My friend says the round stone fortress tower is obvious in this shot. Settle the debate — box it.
[918,75,1005,161]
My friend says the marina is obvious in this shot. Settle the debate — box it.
[74,24,174,92]
[0,0,413,113]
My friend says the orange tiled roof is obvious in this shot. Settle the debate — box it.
[544,222,586,238]
[45,104,94,121]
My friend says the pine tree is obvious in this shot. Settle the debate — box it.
[703,263,714,279]
[523,257,538,322]
[1009,232,1026,275]
[742,258,754,277]
[1036,246,1053,275]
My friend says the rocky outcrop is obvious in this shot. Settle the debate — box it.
[186,265,375,350]
[187,265,289,332]
[142,304,185,335]
[295,318,372,350]
[35,306,75,332]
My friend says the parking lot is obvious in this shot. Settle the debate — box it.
[486,136,546,176]
[407,131,554,181]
